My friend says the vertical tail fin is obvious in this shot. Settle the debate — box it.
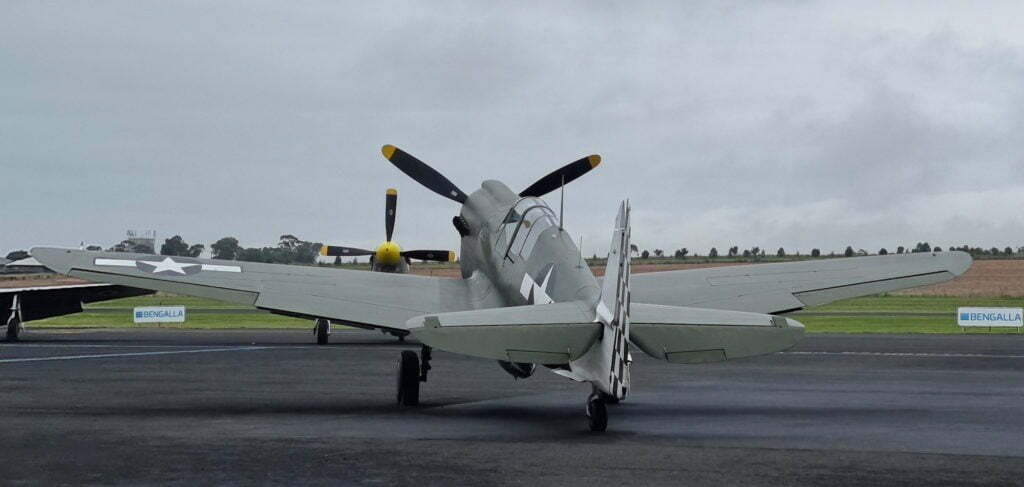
[597,201,632,399]
[567,201,632,398]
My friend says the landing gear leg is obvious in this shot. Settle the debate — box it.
[419,345,432,382]
[586,390,608,432]
[313,318,330,345]
[396,350,420,406]
[5,294,22,342]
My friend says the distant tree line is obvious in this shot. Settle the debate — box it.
[623,242,1024,260]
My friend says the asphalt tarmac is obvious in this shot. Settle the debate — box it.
[2,329,1023,486]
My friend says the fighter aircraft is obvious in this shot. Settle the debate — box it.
[313,188,456,343]
[31,145,972,431]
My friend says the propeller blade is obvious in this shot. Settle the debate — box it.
[385,188,397,242]
[381,145,468,203]
[320,245,375,257]
[401,249,456,262]
[519,154,601,198]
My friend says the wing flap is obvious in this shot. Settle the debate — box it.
[629,303,804,363]
[407,302,601,363]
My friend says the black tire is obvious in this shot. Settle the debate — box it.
[396,350,420,406]
[587,394,607,432]
[315,319,329,345]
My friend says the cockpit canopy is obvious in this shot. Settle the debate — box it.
[496,197,558,262]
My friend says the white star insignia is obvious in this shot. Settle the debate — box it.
[145,257,199,274]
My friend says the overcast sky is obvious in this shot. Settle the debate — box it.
[3,1,1023,259]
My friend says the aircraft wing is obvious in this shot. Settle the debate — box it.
[31,247,486,332]
[1,283,153,321]
[628,252,972,315]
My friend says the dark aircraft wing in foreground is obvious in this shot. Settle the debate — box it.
[628,251,972,315]
[2,282,153,340]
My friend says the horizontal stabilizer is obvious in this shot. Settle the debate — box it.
[408,302,601,364]
[628,303,804,364]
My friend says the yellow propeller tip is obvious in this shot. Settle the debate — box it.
[587,155,601,168]
[319,245,328,256]
[382,145,396,160]
[448,251,456,262]
[386,188,397,196]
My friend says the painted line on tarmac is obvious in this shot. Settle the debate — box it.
[0,343,246,348]
[783,351,1024,359]
[0,346,271,364]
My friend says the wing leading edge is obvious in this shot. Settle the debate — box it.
[31,247,489,332]
[628,251,972,315]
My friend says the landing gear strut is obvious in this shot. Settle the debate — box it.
[5,294,22,342]
[586,390,609,432]
[313,318,330,345]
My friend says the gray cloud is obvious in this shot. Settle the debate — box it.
[2,1,1023,258]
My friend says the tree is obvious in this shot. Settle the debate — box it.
[776,247,785,257]
[844,246,854,257]
[750,246,760,257]
[879,248,888,255]
[160,235,190,256]
[742,249,751,257]
[673,248,689,259]
[810,248,820,257]
[653,249,664,258]
[211,237,240,260]
[933,247,942,252]
[5,250,29,261]
[187,244,204,257]
[913,242,931,253]
[629,244,639,256]
[709,247,718,258]
[1005,247,1013,256]
[990,247,1000,255]
[896,246,905,254]
[641,250,650,259]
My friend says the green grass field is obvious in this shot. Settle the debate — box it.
[26,292,1024,334]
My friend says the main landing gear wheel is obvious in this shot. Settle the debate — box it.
[396,350,420,406]
[314,318,329,345]
[587,392,608,432]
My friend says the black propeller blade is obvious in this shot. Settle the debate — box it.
[381,145,468,203]
[519,154,601,198]
[320,245,375,257]
[401,250,456,262]
[385,188,397,242]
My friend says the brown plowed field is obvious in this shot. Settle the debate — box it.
[6,259,1020,296]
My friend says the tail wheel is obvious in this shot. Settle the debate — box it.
[587,393,608,432]
[396,350,420,406]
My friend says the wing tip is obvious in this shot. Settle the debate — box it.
[587,154,601,168]
[381,144,397,160]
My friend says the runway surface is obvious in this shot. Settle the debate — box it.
[2,328,1023,486]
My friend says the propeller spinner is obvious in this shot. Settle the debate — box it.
[320,188,456,266]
